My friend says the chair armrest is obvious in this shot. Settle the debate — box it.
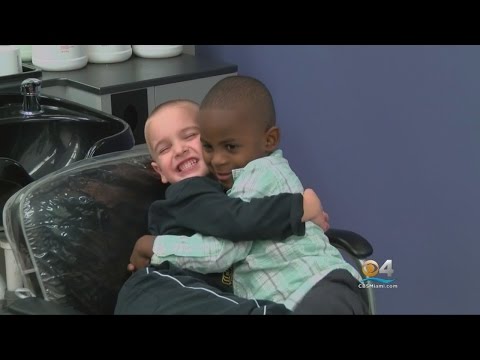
[7,297,84,315]
[325,228,373,259]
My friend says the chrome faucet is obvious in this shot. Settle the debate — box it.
[20,78,43,116]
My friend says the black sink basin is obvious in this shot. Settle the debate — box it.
[0,93,135,225]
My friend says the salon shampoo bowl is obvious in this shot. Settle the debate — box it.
[0,93,135,226]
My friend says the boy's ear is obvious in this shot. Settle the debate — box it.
[151,161,168,184]
[264,126,280,152]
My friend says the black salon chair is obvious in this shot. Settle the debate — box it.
[2,145,375,315]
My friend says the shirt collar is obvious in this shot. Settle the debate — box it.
[230,149,283,183]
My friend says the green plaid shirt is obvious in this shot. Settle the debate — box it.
[151,150,361,310]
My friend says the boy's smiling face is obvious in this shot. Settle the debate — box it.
[199,107,278,189]
[147,103,209,184]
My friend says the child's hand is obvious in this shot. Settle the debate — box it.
[128,235,155,272]
[302,188,322,221]
[302,188,330,231]
[311,210,330,232]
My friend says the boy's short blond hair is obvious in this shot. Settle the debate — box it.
[144,99,199,156]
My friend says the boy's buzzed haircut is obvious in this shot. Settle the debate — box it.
[149,99,198,118]
[201,75,276,129]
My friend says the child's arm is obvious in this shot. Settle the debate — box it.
[127,233,251,273]
[173,191,303,241]
[151,177,326,242]
[151,233,252,273]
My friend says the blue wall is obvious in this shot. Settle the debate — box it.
[197,45,480,314]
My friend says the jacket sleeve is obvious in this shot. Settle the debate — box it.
[168,177,306,241]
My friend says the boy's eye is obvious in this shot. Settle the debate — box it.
[185,133,198,139]
[225,144,237,151]
[159,147,170,154]
[202,143,212,151]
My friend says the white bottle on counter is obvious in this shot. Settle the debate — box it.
[87,45,132,64]
[0,46,22,76]
[13,45,32,62]
[132,45,183,59]
[32,45,88,71]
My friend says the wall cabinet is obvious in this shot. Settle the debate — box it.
[42,72,236,144]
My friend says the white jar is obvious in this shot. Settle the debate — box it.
[32,45,88,71]
[132,45,183,59]
[87,45,132,64]
[13,45,32,62]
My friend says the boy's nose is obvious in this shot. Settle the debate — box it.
[211,152,227,167]
[174,144,188,156]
